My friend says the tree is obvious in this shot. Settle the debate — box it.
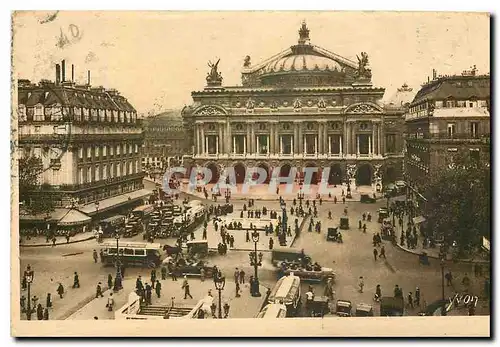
[18,156,55,215]
[423,152,490,257]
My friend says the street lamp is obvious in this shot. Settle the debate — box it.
[440,257,447,316]
[214,275,225,319]
[249,230,262,297]
[25,270,33,320]
[280,202,287,246]
[114,232,123,291]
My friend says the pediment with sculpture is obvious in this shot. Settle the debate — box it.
[344,102,383,114]
[193,105,228,116]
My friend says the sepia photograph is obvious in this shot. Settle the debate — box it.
[10,10,491,337]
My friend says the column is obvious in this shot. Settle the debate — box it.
[280,136,283,154]
[314,136,318,155]
[345,122,350,155]
[372,123,376,156]
[303,135,306,154]
[291,136,294,155]
[216,136,219,155]
[200,124,205,155]
[380,121,385,155]
[356,134,360,156]
[266,135,269,155]
[328,135,332,155]
[246,124,250,154]
[196,123,200,155]
[205,137,208,155]
[243,136,247,154]
[293,122,299,154]
[233,136,236,154]
[318,123,323,154]
[226,121,231,155]
[298,123,303,154]
[377,122,381,156]
[275,124,279,155]
[251,123,255,154]
[256,135,260,155]
[368,135,372,155]
[269,123,274,154]
[339,135,343,156]
[218,124,223,154]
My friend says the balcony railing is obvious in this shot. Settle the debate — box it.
[407,133,490,141]
[31,172,145,192]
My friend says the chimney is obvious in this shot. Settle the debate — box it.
[427,76,430,83]
[55,64,61,84]
[71,64,75,82]
[87,70,91,85]
[61,59,66,82]
[432,69,437,80]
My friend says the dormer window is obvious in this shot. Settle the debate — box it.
[18,105,27,121]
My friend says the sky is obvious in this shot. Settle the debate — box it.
[12,11,490,116]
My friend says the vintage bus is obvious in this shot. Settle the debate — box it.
[132,205,156,222]
[267,274,301,317]
[100,241,162,268]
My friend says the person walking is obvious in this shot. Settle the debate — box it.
[373,248,378,261]
[161,265,167,280]
[202,228,207,240]
[269,237,274,250]
[379,246,386,259]
[57,283,64,299]
[234,268,240,284]
[43,307,49,320]
[108,274,113,290]
[407,292,414,309]
[363,224,367,233]
[155,280,162,298]
[239,269,245,284]
[36,303,44,320]
[171,264,178,281]
[145,283,152,305]
[415,287,421,307]
[106,293,114,311]
[375,284,382,302]
[151,269,157,289]
[235,281,241,298]
[305,286,314,313]
[73,272,80,288]
[46,293,52,308]
[96,282,104,298]
[445,271,453,286]
[136,276,144,291]
[93,250,98,263]
[358,276,365,293]
[182,276,193,299]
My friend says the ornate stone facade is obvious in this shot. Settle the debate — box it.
[182,22,405,185]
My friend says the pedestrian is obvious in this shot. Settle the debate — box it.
[36,303,44,320]
[374,284,382,301]
[155,280,161,298]
[73,272,80,288]
[145,283,152,305]
[200,268,205,281]
[373,248,378,261]
[93,249,98,263]
[234,268,239,284]
[52,236,56,247]
[43,307,49,320]
[328,211,332,219]
[407,292,414,309]
[161,265,167,280]
[202,228,207,240]
[362,223,367,233]
[305,286,314,312]
[394,285,402,298]
[246,230,250,242]
[235,281,241,298]
[136,276,144,291]
[269,237,274,250]
[108,274,113,289]
[182,276,193,299]
[31,295,38,313]
[106,293,114,311]
[362,212,366,221]
[99,249,104,263]
[46,293,52,308]
[151,269,157,289]
[445,271,453,286]
[342,197,346,204]
[171,264,178,281]
[95,282,104,298]
[415,287,421,307]
[359,220,362,230]
[239,269,245,284]
[20,295,26,313]
[380,246,386,259]
[358,276,364,293]
[57,283,64,298]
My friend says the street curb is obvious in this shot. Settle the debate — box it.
[20,236,96,248]
[395,243,490,265]
[58,289,111,320]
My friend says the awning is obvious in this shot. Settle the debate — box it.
[79,189,153,215]
[58,209,92,226]
[412,216,426,224]
[20,208,68,223]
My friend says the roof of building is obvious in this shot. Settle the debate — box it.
[18,80,136,112]
[384,83,417,109]
[239,21,366,88]
[411,74,490,105]
[143,110,183,128]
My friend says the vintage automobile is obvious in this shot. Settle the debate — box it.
[167,257,214,278]
[355,303,374,316]
[123,222,141,238]
[186,240,210,258]
[336,300,353,317]
[360,194,376,203]
[380,296,405,316]
[339,216,349,230]
[280,264,335,283]
[326,227,342,242]
[271,248,311,267]
[377,208,389,223]
[310,296,330,317]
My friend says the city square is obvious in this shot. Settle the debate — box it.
[12,11,490,336]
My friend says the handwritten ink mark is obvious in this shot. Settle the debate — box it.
[39,11,59,24]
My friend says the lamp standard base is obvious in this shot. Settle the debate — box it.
[251,292,262,297]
